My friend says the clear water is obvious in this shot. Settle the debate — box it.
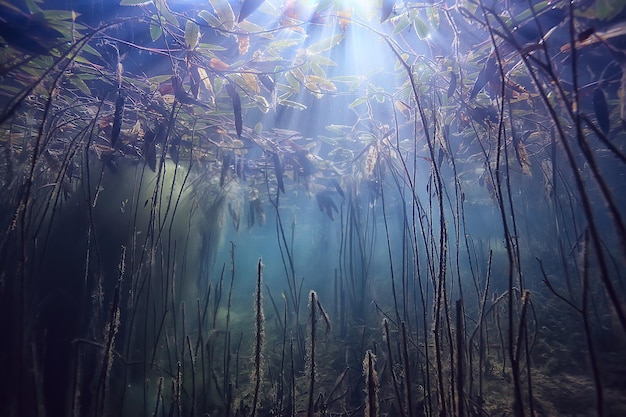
[0,0,625,416]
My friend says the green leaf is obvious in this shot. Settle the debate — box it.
[279,99,307,110]
[74,73,100,81]
[48,19,86,37]
[81,43,102,58]
[349,81,362,91]
[285,72,301,91]
[123,77,151,91]
[427,7,439,30]
[208,0,235,31]
[307,33,345,54]
[238,20,274,39]
[358,132,377,141]
[504,1,549,28]
[348,97,367,108]
[150,15,163,42]
[185,20,200,49]
[0,84,21,96]
[148,75,173,85]
[267,38,302,51]
[331,75,363,83]
[214,77,224,95]
[120,0,152,6]
[199,10,223,29]
[197,43,228,52]
[318,135,338,146]
[595,0,626,20]
[42,9,80,20]
[394,53,409,72]
[392,13,411,35]
[72,55,97,65]
[311,63,325,78]
[69,74,91,96]
[309,54,337,67]
[325,124,352,135]
[413,16,429,39]
[25,0,42,13]
[154,0,178,26]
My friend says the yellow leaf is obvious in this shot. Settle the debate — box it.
[231,73,260,94]
[394,100,411,118]
[307,33,345,54]
[307,75,336,92]
[305,82,321,93]
[196,67,213,92]
[255,96,270,113]
[244,73,260,94]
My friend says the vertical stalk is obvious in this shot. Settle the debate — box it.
[363,350,379,417]
[401,321,414,417]
[456,299,465,417]
[383,319,406,417]
[307,290,318,417]
[251,258,264,417]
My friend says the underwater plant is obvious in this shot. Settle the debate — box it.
[0,0,625,416]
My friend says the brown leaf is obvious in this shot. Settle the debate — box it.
[209,58,230,71]
[338,10,351,33]
[237,34,250,55]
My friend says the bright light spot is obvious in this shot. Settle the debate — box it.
[339,0,375,15]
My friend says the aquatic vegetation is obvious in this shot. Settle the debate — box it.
[0,0,625,416]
